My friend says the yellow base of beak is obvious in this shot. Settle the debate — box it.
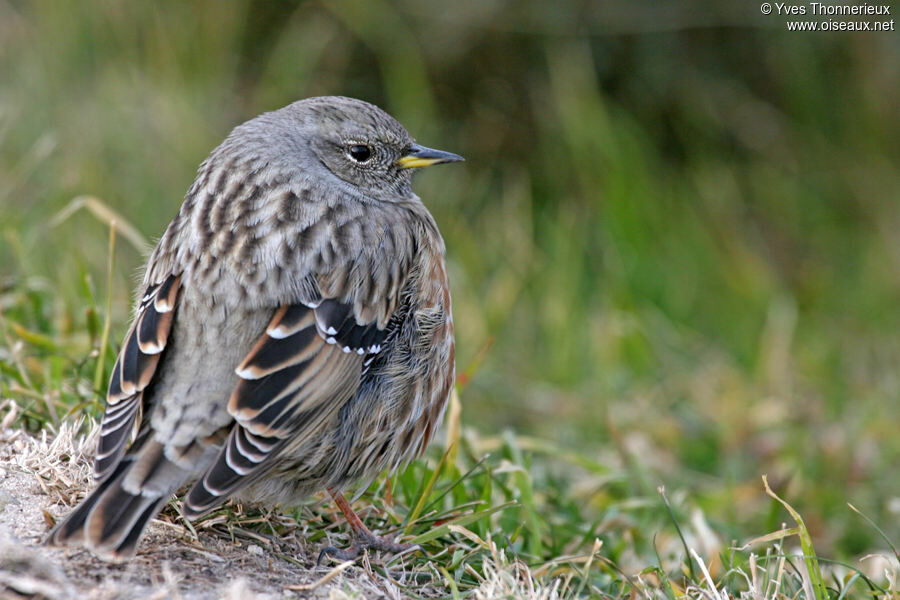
[396,156,449,169]
[395,144,464,169]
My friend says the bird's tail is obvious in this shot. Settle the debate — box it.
[46,438,187,561]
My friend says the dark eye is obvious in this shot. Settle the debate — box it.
[348,144,372,162]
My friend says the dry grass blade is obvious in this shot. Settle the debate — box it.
[50,195,148,252]
[740,527,803,549]
[689,548,726,600]
[444,386,462,465]
[94,222,116,393]
[284,559,355,591]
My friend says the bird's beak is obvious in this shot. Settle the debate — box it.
[396,143,464,169]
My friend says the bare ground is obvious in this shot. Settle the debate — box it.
[0,406,560,600]
[0,416,439,600]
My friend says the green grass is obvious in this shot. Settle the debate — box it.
[2,1,900,597]
[4,234,898,596]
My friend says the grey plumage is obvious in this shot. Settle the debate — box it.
[47,96,460,561]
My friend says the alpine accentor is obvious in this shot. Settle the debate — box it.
[47,96,461,562]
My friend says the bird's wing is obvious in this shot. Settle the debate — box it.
[183,291,401,517]
[94,274,181,481]
[231,299,392,436]
[182,204,420,517]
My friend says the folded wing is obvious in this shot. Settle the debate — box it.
[183,297,392,517]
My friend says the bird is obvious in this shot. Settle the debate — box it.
[46,96,461,562]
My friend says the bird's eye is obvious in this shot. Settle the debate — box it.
[348,144,372,163]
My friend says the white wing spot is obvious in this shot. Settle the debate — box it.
[235,367,262,380]
[139,341,165,355]
[268,326,289,339]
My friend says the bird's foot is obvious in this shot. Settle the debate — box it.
[317,531,422,565]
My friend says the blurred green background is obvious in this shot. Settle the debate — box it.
[1,0,898,559]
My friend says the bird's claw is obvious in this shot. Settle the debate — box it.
[316,532,423,565]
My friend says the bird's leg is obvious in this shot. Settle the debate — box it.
[316,488,421,564]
